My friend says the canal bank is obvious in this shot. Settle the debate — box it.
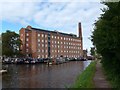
[71,60,111,88]
[71,61,96,88]
[2,61,91,88]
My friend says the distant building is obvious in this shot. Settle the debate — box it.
[19,22,83,58]
[83,50,87,59]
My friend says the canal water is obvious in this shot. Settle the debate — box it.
[2,61,91,88]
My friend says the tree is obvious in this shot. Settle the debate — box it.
[91,2,120,88]
[2,30,22,57]
[90,47,95,56]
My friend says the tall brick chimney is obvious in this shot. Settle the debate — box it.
[78,22,82,39]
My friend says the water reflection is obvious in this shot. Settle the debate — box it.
[2,61,91,88]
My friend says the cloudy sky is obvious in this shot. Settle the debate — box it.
[0,0,106,52]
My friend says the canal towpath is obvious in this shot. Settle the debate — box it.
[93,60,111,88]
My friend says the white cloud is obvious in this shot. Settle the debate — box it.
[0,1,106,51]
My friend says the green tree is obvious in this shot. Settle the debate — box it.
[91,2,120,88]
[2,30,22,57]
[90,47,95,56]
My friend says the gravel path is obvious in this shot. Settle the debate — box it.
[93,60,111,88]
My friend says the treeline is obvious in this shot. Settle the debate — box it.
[91,2,120,88]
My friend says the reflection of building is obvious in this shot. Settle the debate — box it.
[19,22,83,58]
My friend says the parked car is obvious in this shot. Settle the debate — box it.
[3,58,12,64]
[15,58,24,64]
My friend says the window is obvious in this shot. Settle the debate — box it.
[21,38,23,41]
[58,36,59,39]
[42,40,44,42]
[52,50,54,52]
[38,55,40,58]
[45,35,47,38]
[38,49,40,52]
[42,44,44,47]
[42,55,44,58]
[42,50,44,53]
[55,45,56,48]
[55,36,56,39]
[26,49,28,52]
[42,34,44,37]
[21,34,23,37]
[52,45,53,47]
[38,34,40,37]
[38,39,40,42]
[61,37,62,39]
[26,33,29,36]
[26,43,29,47]
[26,38,29,41]
[52,36,53,38]
[38,44,40,47]
[46,55,47,58]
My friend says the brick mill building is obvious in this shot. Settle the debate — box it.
[19,22,83,58]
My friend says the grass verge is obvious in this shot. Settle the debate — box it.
[71,61,96,88]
